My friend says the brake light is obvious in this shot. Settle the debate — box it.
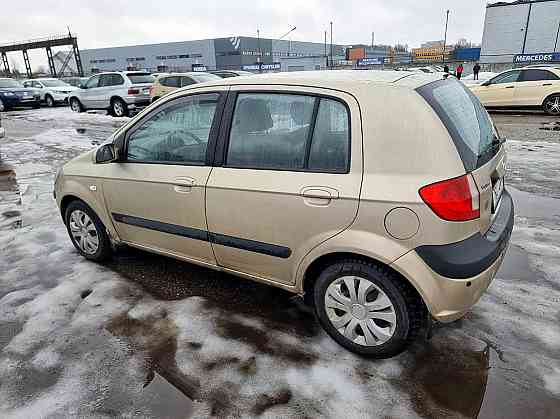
[128,88,140,95]
[419,174,480,221]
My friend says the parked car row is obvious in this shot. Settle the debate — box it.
[23,78,77,107]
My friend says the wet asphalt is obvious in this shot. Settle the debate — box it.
[0,107,559,418]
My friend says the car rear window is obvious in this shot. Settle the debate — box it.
[416,79,497,171]
[127,73,155,84]
[191,73,221,83]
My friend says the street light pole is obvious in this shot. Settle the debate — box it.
[554,19,560,52]
[442,9,450,65]
[324,30,328,68]
[330,21,333,69]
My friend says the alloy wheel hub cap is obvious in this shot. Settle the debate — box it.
[351,304,367,320]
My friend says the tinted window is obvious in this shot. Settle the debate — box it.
[85,76,100,89]
[227,93,315,170]
[417,79,497,171]
[126,93,219,164]
[180,76,195,87]
[489,71,521,85]
[127,73,155,84]
[99,74,113,87]
[308,99,350,172]
[160,76,180,88]
[520,69,559,82]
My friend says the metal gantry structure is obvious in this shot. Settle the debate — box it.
[0,33,84,77]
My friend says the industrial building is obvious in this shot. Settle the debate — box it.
[60,36,347,75]
[480,0,560,68]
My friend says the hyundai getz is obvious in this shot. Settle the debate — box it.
[54,71,513,357]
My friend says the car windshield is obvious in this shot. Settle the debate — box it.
[0,79,23,88]
[191,73,221,83]
[41,79,69,87]
[417,78,497,171]
[127,73,155,84]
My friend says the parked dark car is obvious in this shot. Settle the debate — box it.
[0,78,41,111]
[210,70,254,78]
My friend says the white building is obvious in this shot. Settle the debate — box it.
[480,0,560,66]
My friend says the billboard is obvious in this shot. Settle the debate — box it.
[241,62,281,71]
[513,52,560,64]
[356,57,388,66]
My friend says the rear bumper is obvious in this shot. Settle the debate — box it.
[391,189,514,322]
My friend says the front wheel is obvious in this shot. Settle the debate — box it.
[64,200,112,261]
[45,94,55,107]
[70,98,83,113]
[111,98,128,117]
[543,95,560,116]
[313,259,425,358]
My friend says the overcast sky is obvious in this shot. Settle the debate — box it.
[1,0,489,71]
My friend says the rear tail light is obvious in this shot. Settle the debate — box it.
[128,88,140,95]
[419,174,480,221]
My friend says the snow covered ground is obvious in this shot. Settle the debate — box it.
[0,108,559,418]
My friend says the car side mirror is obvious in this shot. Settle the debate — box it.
[95,144,117,163]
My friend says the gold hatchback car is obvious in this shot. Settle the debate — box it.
[55,71,513,357]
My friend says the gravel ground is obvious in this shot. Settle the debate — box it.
[0,107,559,418]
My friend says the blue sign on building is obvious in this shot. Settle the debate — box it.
[513,53,560,64]
[356,57,386,66]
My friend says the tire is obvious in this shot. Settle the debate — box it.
[0,98,5,112]
[543,94,560,116]
[64,200,112,261]
[32,101,41,109]
[70,98,84,113]
[111,98,128,117]
[151,96,160,103]
[313,258,425,358]
[45,94,55,107]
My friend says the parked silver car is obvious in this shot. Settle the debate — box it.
[23,78,77,107]
[68,72,155,117]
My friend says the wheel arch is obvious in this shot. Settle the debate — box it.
[301,251,425,311]
[542,91,560,106]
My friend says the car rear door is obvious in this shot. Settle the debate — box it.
[95,74,117,109]
[101,88,227,265]
[81,75,100,108]
[475,70,521,107]
[514,69,560,106]
[205,86,362,285]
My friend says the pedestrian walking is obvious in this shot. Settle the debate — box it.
[456,63,464,80]
[473,62,481,80]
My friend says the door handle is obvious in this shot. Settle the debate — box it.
[300,187,340,199]
[505,86,515,89]
[542,83,553,86]
[173,176,195,193]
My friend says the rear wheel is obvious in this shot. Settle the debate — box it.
[543,95,560,116]
[313,258,425,357]
[70,98,84,113]
[45,94,55,107]
[64,200,112,261]
[111,98,128,117]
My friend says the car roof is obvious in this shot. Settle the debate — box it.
[195,70,440,93]
[159,72,215,77]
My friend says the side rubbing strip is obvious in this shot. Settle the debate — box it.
[208,232,292,259]
[112,213,291,259]
[112,213,209,241]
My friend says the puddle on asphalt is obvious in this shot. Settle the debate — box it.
[106,311,196,418]
[0,162,23,230]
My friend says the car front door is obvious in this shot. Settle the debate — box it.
[32,81,45,100]
[205,87,362,285]
[514,69,560,106]
[101,89,226,266]
[475,70,521,107]
[81,75,100,108]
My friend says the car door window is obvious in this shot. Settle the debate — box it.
[32,81,43,88]
[308,98,350,172]
[181,76,195,87]
[98,74,113,87]
[160,76,180,88]
[86,76,100,89]
[226,93,315,170]
[519,69,559,82]
[489,71,521,85]
[126,93,219,164]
